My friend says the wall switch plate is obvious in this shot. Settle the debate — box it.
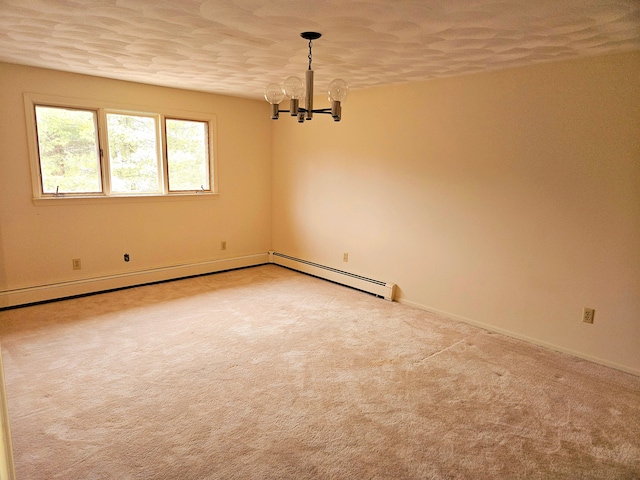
[72,258,81,270]
[583,307,595,324]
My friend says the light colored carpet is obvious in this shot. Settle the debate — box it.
[0,265,638,479]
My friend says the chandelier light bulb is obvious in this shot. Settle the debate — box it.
[264,83,284,105]
[328,79,349,102]
[283,76,304,99]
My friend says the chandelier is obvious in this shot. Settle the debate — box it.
[264,32,349,123]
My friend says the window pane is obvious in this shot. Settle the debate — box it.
[166,119,210,191]
[35,106,102,194]
[107,114,160,193]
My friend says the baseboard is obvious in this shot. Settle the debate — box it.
[269,251,396,301]
[0,253,269,309]
[397,298,640,377]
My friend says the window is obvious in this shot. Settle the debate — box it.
[35,106,102,194]
[25,94,216,200]
[107,113,160,194]
[165,118,211,192]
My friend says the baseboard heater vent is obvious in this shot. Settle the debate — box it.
[270,252,395,301]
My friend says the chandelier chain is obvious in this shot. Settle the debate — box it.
[308,39,313,70]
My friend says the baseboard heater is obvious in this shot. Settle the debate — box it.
[0,253,270,309]
[270,252,395,301]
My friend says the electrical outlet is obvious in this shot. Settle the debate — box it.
[124,253,130,262]
[343,252,349,262]
[72,258,81,270]
[583,307,595,324]
[221,241,227,251]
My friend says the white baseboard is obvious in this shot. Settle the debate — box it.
[0,253,269,309]
[397,298,640,377]
[269,251,396,301]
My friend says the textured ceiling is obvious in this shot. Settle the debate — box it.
[0,0,639,99]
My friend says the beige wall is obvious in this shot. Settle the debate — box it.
[0,63,272,293]
[1,53,638,374]
[272,51,640,374]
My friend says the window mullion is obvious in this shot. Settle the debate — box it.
[98,108,112,195]
[159,114,169,194]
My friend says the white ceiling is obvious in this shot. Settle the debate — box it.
[1,0,639,100]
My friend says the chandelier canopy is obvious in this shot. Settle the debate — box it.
[264,32,348,123]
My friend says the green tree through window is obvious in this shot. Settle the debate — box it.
[166,119,210,191]
[30,99,215,198]
[35,106,102,193]
[107,114,160,193]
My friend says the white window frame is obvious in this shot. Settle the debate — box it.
[104,110,167,196]
[24,93,218,204]
[163,117,213,193]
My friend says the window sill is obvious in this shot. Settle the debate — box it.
[32,192,219,206]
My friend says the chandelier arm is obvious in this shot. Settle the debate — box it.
[266,32,345,123]
[295,108,336,116]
